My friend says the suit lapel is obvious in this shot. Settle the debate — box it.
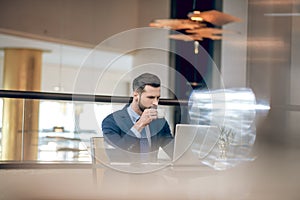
[113,106,135,137]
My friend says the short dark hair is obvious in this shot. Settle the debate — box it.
[132,73,161,93]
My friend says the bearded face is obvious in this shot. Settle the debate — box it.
[133,85,160,114]
[137,93,150,112]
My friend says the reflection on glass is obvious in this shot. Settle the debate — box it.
[0,98,175,163]
[189,88,270,170]
[37,101,108,162]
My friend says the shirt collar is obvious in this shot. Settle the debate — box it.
[127,105,140,123]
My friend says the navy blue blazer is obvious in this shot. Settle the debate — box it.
[102,105,173,154]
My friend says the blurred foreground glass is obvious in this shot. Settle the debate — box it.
[188,88,270,170]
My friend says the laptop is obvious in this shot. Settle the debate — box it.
[169,124,218,166]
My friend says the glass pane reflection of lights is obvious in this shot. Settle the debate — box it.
[0,98,175,164]
[0,99,121,163]
[38,101,113,162]
[188,88,270,170]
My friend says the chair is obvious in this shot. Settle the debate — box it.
[90,137,109,185]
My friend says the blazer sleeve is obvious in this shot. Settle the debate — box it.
[101,112,140,152]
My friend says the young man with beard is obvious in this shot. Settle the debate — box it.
[101,73,173,160]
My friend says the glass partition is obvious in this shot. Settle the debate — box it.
[0,95,179,164]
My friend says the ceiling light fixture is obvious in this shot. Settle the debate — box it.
[149,0,241,54]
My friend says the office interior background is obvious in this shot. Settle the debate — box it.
[0,0,300,199]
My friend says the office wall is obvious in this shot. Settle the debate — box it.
[0,0,169,47]
[288,3,300,144]
[0,0,139,46]
[221,0,248,88]
[0,0,170,96]
[247,0,297,145]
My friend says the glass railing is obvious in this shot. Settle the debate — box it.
[0,90,186,167]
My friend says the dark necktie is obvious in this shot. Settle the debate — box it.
[140,128,150,153]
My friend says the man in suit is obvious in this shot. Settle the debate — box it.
[101,73,173,162]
